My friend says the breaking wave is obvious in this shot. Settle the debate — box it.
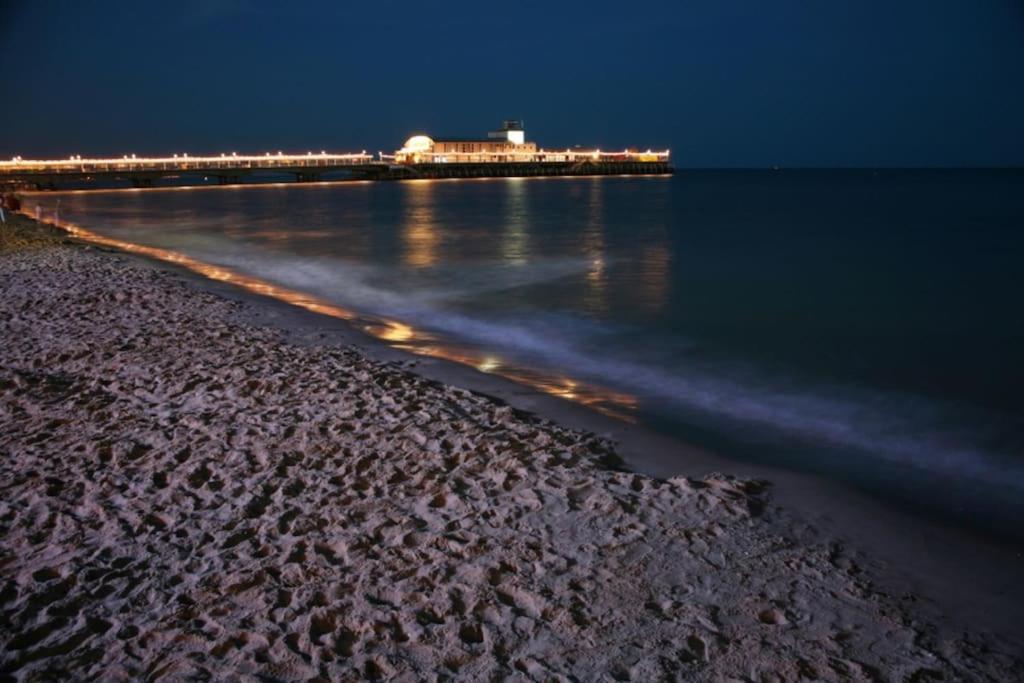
[156,240,1024,492]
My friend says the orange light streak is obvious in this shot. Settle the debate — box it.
[23,210,638,422]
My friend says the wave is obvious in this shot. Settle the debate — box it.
[157,241,1024,492]
[166,237,602,311]
[35,208,1023,494]
[415,310,1021,486]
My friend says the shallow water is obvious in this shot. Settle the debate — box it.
[27,170,1024,532]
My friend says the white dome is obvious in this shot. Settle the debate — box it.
[401,135,434,153]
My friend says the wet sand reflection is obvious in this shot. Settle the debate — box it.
[34,212,638,422]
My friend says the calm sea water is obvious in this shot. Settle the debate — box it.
[29,171,1024,532]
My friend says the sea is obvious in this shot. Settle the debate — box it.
[25,170,1024,536]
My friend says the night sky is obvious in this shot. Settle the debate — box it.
[1,0,1022,167]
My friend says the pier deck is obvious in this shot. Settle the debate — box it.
[1,153,672,190]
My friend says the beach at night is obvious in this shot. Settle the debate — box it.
[2,205,1022,679]
[4,1,1024,679]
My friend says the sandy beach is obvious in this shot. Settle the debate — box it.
[1,212,1021,680]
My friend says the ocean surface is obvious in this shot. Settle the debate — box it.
[27,170,1024,533]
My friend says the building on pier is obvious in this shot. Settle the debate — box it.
[389,121,668,165]
[488,120,526,144]
[394,121,537,164]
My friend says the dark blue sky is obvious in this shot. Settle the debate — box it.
[1,0,1022,167]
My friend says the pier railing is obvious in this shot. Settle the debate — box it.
[1,149,671,176]
[0,152,376,176]
[1,148,672,188]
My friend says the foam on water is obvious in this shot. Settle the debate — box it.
[26,172,1024,527]
[130,236,1024,493]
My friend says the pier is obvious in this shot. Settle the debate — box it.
[0,152,378,190]
[362,159,672,181]
[0,153,672,190]
[0,122,672,190]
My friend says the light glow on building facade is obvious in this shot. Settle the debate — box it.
[389,121,669,164]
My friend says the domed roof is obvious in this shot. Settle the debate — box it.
[401,135,434,153]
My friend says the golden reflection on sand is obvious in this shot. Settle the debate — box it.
[33,213,638,422]
[364,320,419,343]
[391,344,638,422]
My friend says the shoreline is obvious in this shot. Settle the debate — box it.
[164,229,1024,646]
[2,212,1022,678]
[22,209,1024,634]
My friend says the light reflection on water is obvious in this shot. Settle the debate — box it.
[639,245,671,314]
[32,210,639,422]
[402,182,440,269]
[21,171,1024,531]
[502,178,529,266]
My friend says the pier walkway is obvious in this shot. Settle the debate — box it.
[0,150,672,190]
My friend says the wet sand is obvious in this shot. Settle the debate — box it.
[1,212,1022,680]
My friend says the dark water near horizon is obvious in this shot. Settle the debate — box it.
[28,170,1024,534]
